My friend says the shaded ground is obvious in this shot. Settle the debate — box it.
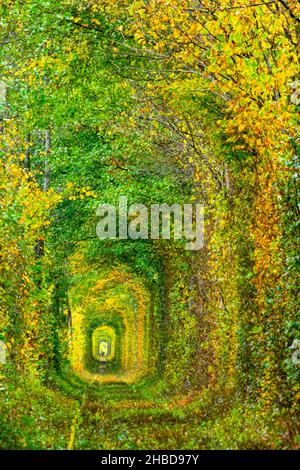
[0,371,299,450]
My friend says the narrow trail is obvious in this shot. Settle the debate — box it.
[56,371,205,450]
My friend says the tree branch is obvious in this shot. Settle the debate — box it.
[277,0,300,22]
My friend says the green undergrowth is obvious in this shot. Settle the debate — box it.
[0,371,76,449]
[1,370,299,450]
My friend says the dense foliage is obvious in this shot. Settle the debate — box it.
[0,0,299,449]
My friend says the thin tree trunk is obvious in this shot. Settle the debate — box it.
[24,132,31,171]
[35,129,51,260]
[44,128,51,191]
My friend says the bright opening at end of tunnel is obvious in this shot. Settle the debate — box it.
[92,326,115,363]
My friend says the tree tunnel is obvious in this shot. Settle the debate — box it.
[68,266,159,385]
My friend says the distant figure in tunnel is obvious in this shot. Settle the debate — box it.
[98,340,110,360]
[98,340,109,374]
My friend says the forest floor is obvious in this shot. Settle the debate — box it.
[1,370,298,450]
